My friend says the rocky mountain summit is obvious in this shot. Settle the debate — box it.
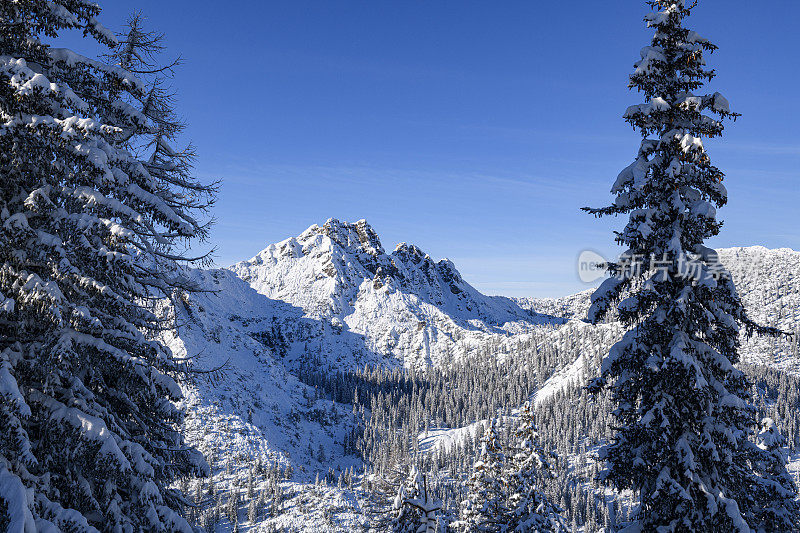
[231,218,556,369]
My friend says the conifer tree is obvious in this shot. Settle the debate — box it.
[505,402,562,532]
[0,1,214,530]
[392,466,443,533]
[459,421,509,532]
[584,1,798,530]
[749,418,800,531]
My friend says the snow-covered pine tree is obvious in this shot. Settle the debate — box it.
[505,402,562,532]
[392,466,444,533]
[584,1,799,530]
[458,420,510,532]
[750,418,800,531]
[0,1,214,531]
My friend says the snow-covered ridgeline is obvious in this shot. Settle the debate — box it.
[231,218,561,369]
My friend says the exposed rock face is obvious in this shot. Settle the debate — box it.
[323,218,384,258]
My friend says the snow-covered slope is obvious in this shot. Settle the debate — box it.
[515,289,594,322]
[159,219,569,530]
[718,246,800,369]
[164,268,359,475]
[528,245,800,406]
[162,269,367,530]
[231,218,559,369]
[519,246,800,331]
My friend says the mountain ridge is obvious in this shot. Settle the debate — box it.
[231,218,560,370]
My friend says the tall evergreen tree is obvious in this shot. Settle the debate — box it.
[584,1,798,530]
[505,402,562,532]
[0,1,214,530]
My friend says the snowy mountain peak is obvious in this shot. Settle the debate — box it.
[234,219,520,318]
[230,219,553,368]
[242,218,384,267]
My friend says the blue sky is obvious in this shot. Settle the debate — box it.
[91,1,797,297]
